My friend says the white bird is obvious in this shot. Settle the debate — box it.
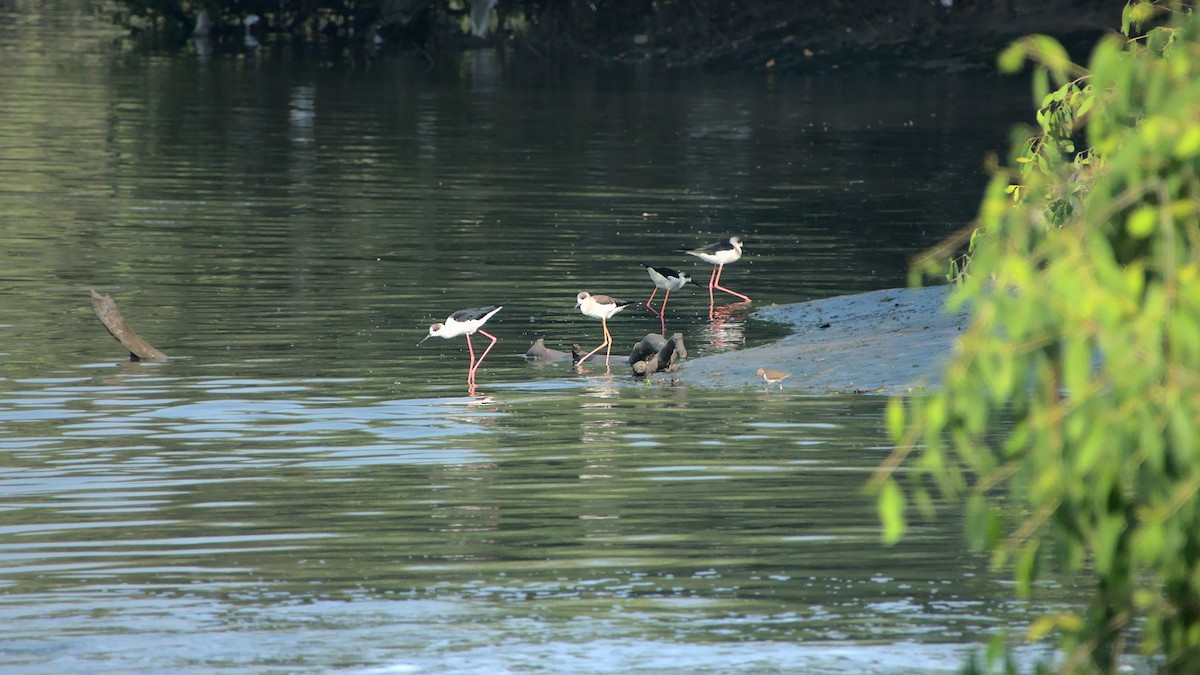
[469,0,498,38]
[643,265,692,334]
[192,7,211,38]
[683,236,751,311]
[575,292,631,369]
[244,14,261,50]
[419,305,502,387]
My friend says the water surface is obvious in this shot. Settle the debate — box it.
[0,2,1069,671]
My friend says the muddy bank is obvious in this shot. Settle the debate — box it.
[675,285,967,393]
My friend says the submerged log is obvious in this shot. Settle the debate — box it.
[671,333,687,361]
[627,333,667,364]
[525,337,572,362]
[571,343,631,365]
[565,332,688,370]
[90,290,169,362]
[631,332,686,376]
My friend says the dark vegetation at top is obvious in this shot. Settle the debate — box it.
[106,0,1115,71]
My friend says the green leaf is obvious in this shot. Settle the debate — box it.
[1126,205,1158,238]
[1077,92,1094,118]
[1175,126,1200,159]
[1072,412,1107,472]
[1093,513,1127,576]
[1032,35,1072,82]
[966,493,1003,551]
[1062,337,1092,399]
[885,397,906,441]
[913,485,935,518]
[1032,67,1050,107]
[998,42,1026,73]
[1015,542,1040,597]
[1128,1,1161,32]
[1134,521,1165,566]
[878,479,906,544]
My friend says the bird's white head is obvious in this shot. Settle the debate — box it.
[576,291,590,307]
[730,236,744,249]
[679,272,693,285]
[418,322,446,345]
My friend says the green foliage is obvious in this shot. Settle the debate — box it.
[875,1,1200,671]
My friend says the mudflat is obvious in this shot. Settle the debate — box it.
[677,285,967,393]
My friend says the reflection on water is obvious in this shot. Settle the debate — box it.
[700,302,751,349]
[0,1,1072,671]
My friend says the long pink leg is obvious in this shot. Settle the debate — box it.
[707,266,718,319]
[465,334,477,384]
[469,330,498,379]
[658,289,671,334]
[713,264,751,302]
[603,320,613,365]
[578,318,610,367]
[645,287,659,311]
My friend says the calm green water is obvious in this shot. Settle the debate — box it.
[0,2,1069,672]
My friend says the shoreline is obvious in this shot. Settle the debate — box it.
[673,285,966,393]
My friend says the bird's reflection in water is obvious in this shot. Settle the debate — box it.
[579,378,621,490]
[580,373,619,401]
[701,303,749,350]
[466,386,495,402]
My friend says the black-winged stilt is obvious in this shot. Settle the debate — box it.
[419,305,502,387]
[643,265,692,334]
[684,236,751,314]
[575,292,630,369]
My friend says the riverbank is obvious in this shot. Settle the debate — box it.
[675,285,967,393]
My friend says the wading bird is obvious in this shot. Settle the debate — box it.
[575,292,630,370]
[643,265,692,333]
[755,367,791,390]
[419,305,502,389]
[684,236,751,315]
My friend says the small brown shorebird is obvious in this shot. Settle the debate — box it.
[684,236,751,308]
[576,291,631,369]
[419,305,502,388]
[756,367,791,390]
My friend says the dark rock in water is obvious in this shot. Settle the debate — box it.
[628,333,667,363]
[630,332,686,376]
[562,332,687,370]
[525,337,571,362]
[670,332,687,360]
